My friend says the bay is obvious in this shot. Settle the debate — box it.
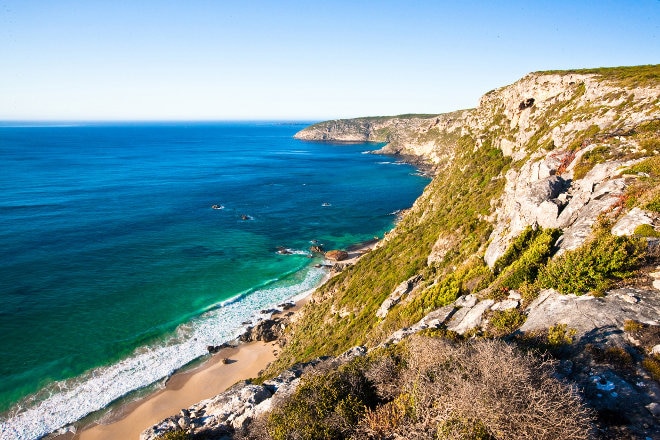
[0,122,429,438]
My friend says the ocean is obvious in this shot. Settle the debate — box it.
[0,122,429,439]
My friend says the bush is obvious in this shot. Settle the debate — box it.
[536,230,645,295]
[364,337,594,440]
[547,323,577,346]
[623,319,644,333]
[642,355,660,381]
[267,360,377,440]
[490,228,561,296]
[489,308,526,335]
[587,344,634,368]
[634,223,660,238]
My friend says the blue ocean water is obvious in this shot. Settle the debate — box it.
[0,122,429,438]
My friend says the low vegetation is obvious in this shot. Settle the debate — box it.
[242,337,593,440]
[538,64,660,88]
[535,226,645,296]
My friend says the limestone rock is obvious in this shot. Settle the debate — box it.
[454,294,478,308]
[447,299,494,334]
[376,275,422,318]
[520,288,660,341]
[490,299,519,311]
[612,207,655,236]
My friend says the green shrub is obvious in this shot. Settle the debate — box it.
[489,308,526,335]
[547,324,577,346]
[642,355,660,381]
[492,226,541,275]
[623,319,644,333]
[645,194,660,213]
[634,223,660,238]
[267,360,377,440]
[536,230,645,295]
[490,227,560,297]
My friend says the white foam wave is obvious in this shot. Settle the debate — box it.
[0,267,325,440]
[276,248,312,257]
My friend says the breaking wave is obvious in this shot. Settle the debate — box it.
[0,266,325,440]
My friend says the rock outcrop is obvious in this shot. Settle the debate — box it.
[296,70,660,266]
[376,274,422,318]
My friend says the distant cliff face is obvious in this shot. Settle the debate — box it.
[295,66,660,265]
[294,112,470,166]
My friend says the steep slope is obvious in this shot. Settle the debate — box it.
[146,65,660,439]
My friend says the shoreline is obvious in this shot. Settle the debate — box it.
[53,240,378,440]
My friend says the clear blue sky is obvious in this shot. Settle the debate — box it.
[0,0,658,120]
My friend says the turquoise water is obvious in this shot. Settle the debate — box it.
[0,122,429,438]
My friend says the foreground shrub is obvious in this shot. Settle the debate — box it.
[488,308,526,335]
[356,337,594,440]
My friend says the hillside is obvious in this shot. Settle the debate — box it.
[145,65,660,440]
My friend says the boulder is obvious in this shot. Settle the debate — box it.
[239,319,285,343]
[520,288,660,341]
[490,299,519,311]
[325,250,349,261]
[447,299,495,334]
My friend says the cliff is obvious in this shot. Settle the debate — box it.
[145,65,660,439]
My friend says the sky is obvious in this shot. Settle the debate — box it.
[0,1,658,121]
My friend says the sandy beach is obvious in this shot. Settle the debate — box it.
[56,240,378,440]
[69,341,276,440]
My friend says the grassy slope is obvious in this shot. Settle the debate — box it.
[265,65,660,377]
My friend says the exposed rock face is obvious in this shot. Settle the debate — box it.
[485,157,645,265]
[296,71,660,267]
[239,318,286,343]
[294,112,469,167]
[612,207,658,236]
[520,288,660,338]
[376,274,422,318]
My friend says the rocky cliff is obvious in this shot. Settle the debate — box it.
[297,66,660,266]
[145,65,660,439]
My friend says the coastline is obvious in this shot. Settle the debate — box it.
[55,240,378,440]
